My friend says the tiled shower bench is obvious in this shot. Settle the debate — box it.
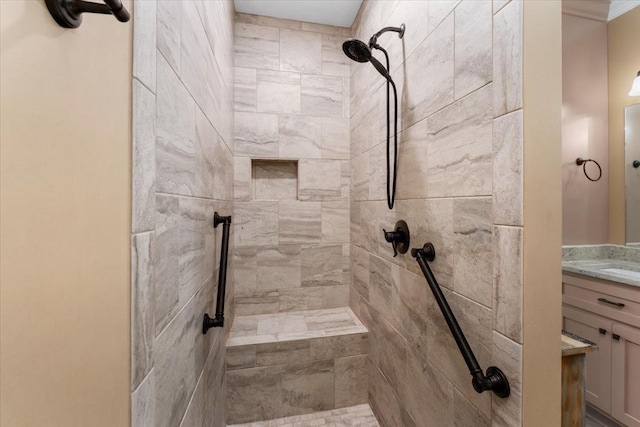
[225,307,369,425]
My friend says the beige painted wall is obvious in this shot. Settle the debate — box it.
[562,13,609,245]
[608,6,640,244]
[523,0,562,425]
[0,1,132,425]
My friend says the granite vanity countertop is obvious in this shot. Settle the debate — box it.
[561,331,597,357]
[562,244,640,288]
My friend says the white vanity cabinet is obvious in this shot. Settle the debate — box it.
[562,273,640,426]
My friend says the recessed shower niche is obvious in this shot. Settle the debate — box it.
[251,159,298,200]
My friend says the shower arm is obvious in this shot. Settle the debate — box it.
[411,243,511,398]
[368,24,405,48]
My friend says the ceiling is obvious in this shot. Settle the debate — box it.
[609,0,640,20]
[234,0,364,28]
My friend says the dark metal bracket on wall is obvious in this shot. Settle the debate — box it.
[411,243,511,398]
[45,0,130,28]
[203,212,232,334]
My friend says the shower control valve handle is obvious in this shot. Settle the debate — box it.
[382,220,410,257]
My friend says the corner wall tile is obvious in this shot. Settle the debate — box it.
[133,0,157,92]
[493,110,523,226]
[492,331,522,426]
[133,80,156,233]
[493,0,523,117]
[132,370,156,427]
[493,225,523,343]
[154,195,180,334]
[132,232,155,391]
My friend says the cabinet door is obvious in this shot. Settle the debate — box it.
[611,323,640,427]
[563,305,612,413]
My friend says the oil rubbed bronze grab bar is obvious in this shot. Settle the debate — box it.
[46,0,130,28]
[411,243,511,398]
[202,212,232,334]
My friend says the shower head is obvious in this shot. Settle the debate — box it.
[342,38,392,82]
[342,38,371,63]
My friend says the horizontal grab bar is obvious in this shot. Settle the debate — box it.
[411,243,510,398]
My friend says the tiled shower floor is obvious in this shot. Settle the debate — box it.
[227,404,380,426]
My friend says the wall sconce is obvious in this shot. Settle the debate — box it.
[630,71,640,97]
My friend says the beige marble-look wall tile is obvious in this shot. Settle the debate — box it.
[234,157,252,201]
[153,283,210,427]
[493,225,523,343]
[493,109,523,226]
[309,333,369,360]
[194,109,217,200]
[493,0,522,117]
[257,70,302,114]
[454,0,492,99]
[234,67,257,112]
[321,202,349,243]
[453,388,490,427]
[403,198,454,286]
[369,361,404,427]
[226,366,284,424]
[132,232,155,391]
[133,80,156,233]
[301,244,343,287]
[255,340,311,367]
[257,245,302,291]
[426,289,492,417]
[322,34,351,77]
[279,201,322,244]
[133,0,156,92]
[234,112,279,157]
[233,247,257,294]
[301,21,345,36]
[178,197,214,306]
[301,75,344,118]
[234,22,280,70]
[493,0,511,14]
[156,55,196,196]
[282,360,335,416]
[279,115,322,159]
[402,13,454,129]
[154,195,180,334]
[453,197,493,308]
[157,0,181,74]
[226,345,257,371]
[350,245,370,300]
[396,119,428,200]
[132,370,156,427]
[335,355,368,407]
[299,160,342,201]
[257,14,302,30]
[204,337,226,427]
[321,117,350,160]
[426,84,492,197]
[400,345,454,427]
[179,371,205,427]
[234,202,279,247]
[385,0,430,69]
[280,29,322,74]
[351,153,370,202]
[492,331,522,427]
[235,290,281,315]
[279,285,349,312]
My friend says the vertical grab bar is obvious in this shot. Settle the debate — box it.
[411,243,511,398]
[202,212,232,334]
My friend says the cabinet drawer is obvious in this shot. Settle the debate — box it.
[563,276,640,327]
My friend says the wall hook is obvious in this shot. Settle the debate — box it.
[45,0,130,28]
